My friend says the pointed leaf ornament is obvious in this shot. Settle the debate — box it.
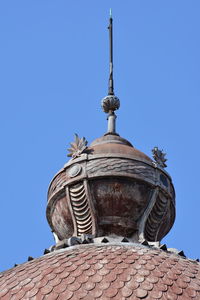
[67,134,88,159]
[152,147,167,168]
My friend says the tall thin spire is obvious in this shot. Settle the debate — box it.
[101,10,120,135]
[108,9,114,95]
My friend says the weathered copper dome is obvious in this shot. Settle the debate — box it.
[46,133,175,244]
[90,134,151,162]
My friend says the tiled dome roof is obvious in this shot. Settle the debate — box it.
[1,243,200,300]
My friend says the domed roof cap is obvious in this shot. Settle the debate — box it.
[90,133,133,147]
[90,133,153,164]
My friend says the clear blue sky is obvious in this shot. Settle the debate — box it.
[0,1,199,271]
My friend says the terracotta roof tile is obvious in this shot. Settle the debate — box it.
[90,273,103,283]
[118,269,132,282]
[82,281,96,291]
[104,285,118,298]
[57,290,73,300]
[0,289,9,298]
[0,243,200,300]
[98,267,110,276]
[43,291,59,300]
[76,274,89,284]
[111,279,125,290]
[67,281,81,292]
[24,286,39,298]
[70,289,87,299]
[164,291,178,300]
[136,288,148,298]
[139,281,154,291]
[53,281,68,294]
[121,285,133,297]
[98,280,110,291]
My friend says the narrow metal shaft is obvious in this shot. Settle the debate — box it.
[107,111,116,133]
[108,17,114,95]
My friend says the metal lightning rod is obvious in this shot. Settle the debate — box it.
[108,9,114,95]
[101,9,120,135]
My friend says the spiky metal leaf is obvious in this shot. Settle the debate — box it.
[152,146,167,168]
[67,134,88,159]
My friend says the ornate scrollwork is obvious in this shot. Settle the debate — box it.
[69,182,92,236]
[67,134,88,159]
[144,192,168,241]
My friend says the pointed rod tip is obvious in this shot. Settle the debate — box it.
[109,8,112,18]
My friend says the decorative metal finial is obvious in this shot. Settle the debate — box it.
[67,134,88,159]
[101,11,120,134]
[152,147,167,168]
[108,9,114,96]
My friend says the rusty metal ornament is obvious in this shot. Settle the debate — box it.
[68,164,82,177]
[152,146,167,168]
[101,95,120,113]
[68,181,93,236]
[67,133,88,159]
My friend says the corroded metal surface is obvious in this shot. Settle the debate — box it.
[89,178,152,238]
[47,134,175,243]
[90,142,152,163]
[90,134,133,147]
[144,192,175,241]
[86,158,155,181]
[1,244,200,299]
[50,194,74,241]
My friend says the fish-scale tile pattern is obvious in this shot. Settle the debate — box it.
[0,244,200,299]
